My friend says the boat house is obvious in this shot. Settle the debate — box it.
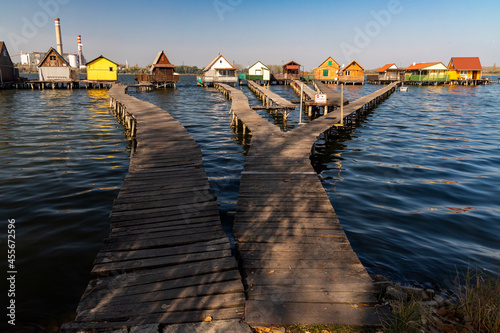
[198,54,237,86]
[376,63,405,82]
[447,57,483,84]
[405,62,449,84]
[313,57,339,83]
[247,61,270,81]
[38,47,74,81]
[136,51,179,88]
[86,55,118,81]
[0,41,18,86]
[339,60,365,84]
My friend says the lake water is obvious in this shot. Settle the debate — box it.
[1,74,498,331]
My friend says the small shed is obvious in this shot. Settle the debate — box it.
[199,54,237,85]
[313,57,339,82]
[340,60,365,84]
[282,61,300,79]
[248,61,270,81]
[447,57,482,80]
[376,63,404,81]
[406,62,449,82]
[86,55,118,81]
[38,47,73,81]
[0,41,18,85]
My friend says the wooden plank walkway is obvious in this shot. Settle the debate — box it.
[62,84,249,332]
[215,82,399,326]
[311,80,349,107]
[247,80,295,109]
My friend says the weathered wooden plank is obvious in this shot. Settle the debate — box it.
[110,213,220,229]
[109,202,220,221]
[79,279,244,312]
[63,307,245,330]
[76,293,246,322]
[248,290,376,304]
[112,195,216,213]
[245,300,388,326]
[110,207,220,224]
[101,231,227,252]
[110,219,221,235]
[92,248,232,275]
[96,238,228,260]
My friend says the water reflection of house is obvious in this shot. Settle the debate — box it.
[405,62,449,85]
[86,55,118,81]
[37,47,74,81]
[198,54,237,87]
[313,57,339,83]
[339,60,365,85]
[447,57,483,85]
[136,51,179,88]
[0,41,18,86]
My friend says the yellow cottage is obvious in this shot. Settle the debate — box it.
[86,55,118,81]
[313,56,340,82]
[340,60,365,84]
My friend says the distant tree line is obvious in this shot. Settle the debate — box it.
[175,65,203,75]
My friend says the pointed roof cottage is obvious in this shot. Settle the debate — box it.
[135,50,178,85]
[0,41,18,84]
[199,54,237,86]
[38,47,73,81]
[86,55,118,81]
[340,60,365,84]
[248,61,270,81]
[313,56,340,82]
[204,54,236,72]
[150,50,176,73]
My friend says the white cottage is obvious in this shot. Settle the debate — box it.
[247,61,270,81]
[198,54,237,86]
[38,47,73,81]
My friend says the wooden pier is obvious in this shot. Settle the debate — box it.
[290,79,349,118]
[247,80,295,119]
[62,84,249,332]
[215,81,399,326]
[12,79,117,90]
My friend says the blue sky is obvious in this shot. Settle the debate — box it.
[1,0,499,70]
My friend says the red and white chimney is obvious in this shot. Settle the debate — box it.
[54,18,63,55]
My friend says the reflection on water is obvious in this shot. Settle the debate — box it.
[0,88,130,332]
[318,83,500,286]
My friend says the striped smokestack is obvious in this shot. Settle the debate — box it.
[55,18,63,55]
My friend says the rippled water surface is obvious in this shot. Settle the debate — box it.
[1,75,499,331]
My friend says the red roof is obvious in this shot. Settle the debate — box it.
[450,57,482,71]
[406,62,440,70]
[377,63,396,72]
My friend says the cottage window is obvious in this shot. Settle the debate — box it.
[323,69,329,77]
[2,50,6,57]
[328,61,332,65]
[50,55,56,60]
[460,71,467,75]
[109,67,113,71]
[345,70,351,76]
